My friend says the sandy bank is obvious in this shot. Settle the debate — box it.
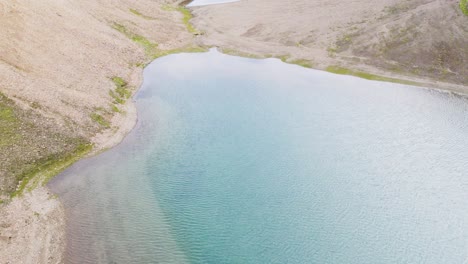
[0,187,65,264]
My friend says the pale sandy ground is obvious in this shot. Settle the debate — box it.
[191,0,467,93]
[0,0,192,132]
[0,0,193,263]
[0,187,65,264]
[0,0,467,263]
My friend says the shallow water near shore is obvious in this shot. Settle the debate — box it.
[50,49,468,263]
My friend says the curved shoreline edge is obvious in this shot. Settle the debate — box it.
[0,0,198,262]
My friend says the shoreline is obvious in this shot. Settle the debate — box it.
[0,0,196,262]
[0,61,143,264]
[214,47,468,97]
[0,0,466,262]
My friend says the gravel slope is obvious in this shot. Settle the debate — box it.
[191,0,467,92]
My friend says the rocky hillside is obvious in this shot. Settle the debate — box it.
[0,0,197,199]
[349,0,467,86]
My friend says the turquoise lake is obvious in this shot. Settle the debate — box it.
[50,49,468,263]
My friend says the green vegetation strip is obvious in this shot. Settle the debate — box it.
[461,0,468,16]
[111,104,121,113]
[112,77,131,99]
[290,59,313,68]
[90,112,110,128]
[326,66,422,86]
[162,4,198,34]
[153,46,207,59]
[0,94,20,147]
[111,21,206,62]
[11,143,93,197]
[112,23,158,56]
[221,48,263,59]
[177,7,197,34]
[221,49,314,68]
[109,76,132,106]
[129,8,155,20]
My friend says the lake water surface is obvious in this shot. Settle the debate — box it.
[50,49,468,263]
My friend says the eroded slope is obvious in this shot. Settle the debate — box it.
[192,0,467,89]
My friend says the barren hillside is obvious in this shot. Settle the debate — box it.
[0,0,197,197]
[192,0,467,89]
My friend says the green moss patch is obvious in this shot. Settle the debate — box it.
[129,8,156,20]
[112,77,131,99]
[110,90,125,104]
[152,45,207,60]
[461,0,468,16]
[11,142,93,197]
[90,112,110,128]
[220,48,262,59]
[162,4,199,34]
[111,11,206,64]
[290,59,313,68]
[112,23,158,56]
[111,104,121,113]
[277,55,290,62]
[177,7,197,34]
[109,76,132,105]
[161,4,175,11]
[0,94,21,147]
[1,93,93,198]
[220,50,314,69]
[325,66,422,86]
